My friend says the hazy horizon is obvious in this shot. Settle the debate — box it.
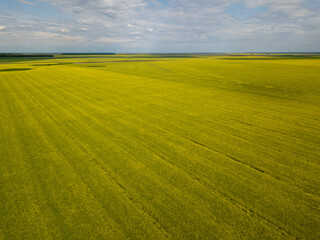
[2,52,320,54]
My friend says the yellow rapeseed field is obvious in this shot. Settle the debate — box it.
[0,55,319,239]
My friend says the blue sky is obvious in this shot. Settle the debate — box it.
[225,3,268,20]
[0,0,319,52]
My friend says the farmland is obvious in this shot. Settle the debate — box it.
[0,54,319,239]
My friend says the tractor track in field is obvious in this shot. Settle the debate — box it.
[46,68,320,163]
[7,78,166,240]
[74,146,172,240]
[146,91,320,151]
[129,134,294,239]
[88,94,320,198]
[20,72,296,239]
[232,119,320,151]
[28,69,320,200]
[146,92,320,149]
[186,138,266,173]
[1,79,72,240]
[27,69,320,199]
[14,75,172,240]
[19,69,320,238]
[17,72,237,236]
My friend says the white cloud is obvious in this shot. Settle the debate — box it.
[34,31,61,38]
[1,0,320,52]
[15,0,37,6]
[61,35,85,41]
[0,26,7,31]
[19,24,34,28]
[95,37,133,43]
[129,31,142,35]
[28,31,85,42]
[46,27,70,33]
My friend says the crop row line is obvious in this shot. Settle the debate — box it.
[18,72,297,238]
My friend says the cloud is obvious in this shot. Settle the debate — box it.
[19,24,34,28]
[61,35,85,41]
[1,0,320,52]
[21,31,84,42]
[95,37,133,43]
[46,27,70,33]
[33,31,61,38]
[0,26,7,31]
[15,0,37,6]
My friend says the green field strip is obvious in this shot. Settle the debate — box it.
[122,70,319,123]
[94,58,320,104]
[89,59,320,103]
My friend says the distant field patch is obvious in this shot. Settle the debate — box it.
[72,60,160,64]
[0,68,32,72]
[32,64,59,66]
[220,56,320,60]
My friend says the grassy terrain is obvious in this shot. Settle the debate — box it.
[0,55,319,239]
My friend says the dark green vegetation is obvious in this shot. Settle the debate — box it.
[0,55,319,239]
[0,68,32,72]
[0,54,54,57]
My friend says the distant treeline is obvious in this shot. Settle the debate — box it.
[60,53,116,55]
[0,54,54,57]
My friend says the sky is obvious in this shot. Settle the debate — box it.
[0,0,319,53]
